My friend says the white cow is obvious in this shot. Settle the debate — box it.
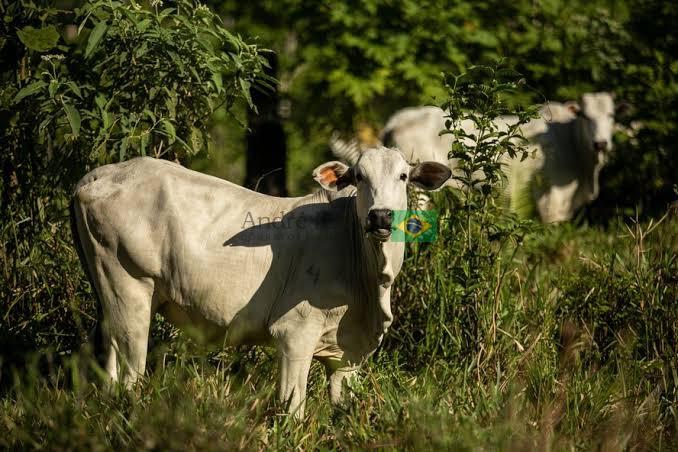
[375,92,623,222]
[70,151,450,417]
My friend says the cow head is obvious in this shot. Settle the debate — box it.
[313,147,451,241]
[566,92,622,156]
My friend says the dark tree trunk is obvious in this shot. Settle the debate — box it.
[245,54,288,197]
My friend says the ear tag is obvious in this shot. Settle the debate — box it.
[319,168,338,185]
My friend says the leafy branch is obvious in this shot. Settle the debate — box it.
[440,62,540,361]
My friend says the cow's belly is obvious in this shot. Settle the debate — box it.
[158,297,273,347]
[158,238,280,346]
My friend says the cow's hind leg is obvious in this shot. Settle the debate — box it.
[94,260,155,387]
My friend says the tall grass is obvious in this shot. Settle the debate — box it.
[2,201,676,450]
[2,214,676,449]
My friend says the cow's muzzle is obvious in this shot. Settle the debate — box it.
[593,140,608,152]
[367,209,393,241]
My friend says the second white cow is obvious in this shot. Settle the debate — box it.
[377,92,622,222]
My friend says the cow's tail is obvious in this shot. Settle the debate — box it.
[69,197,106,368]
[329,132,362,165]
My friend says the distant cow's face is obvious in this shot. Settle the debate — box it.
[313,147,451,241]
[569,92,616,155]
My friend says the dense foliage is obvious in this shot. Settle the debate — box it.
[214,0,676,211]
[0,0,266,365]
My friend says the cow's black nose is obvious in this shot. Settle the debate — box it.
[367,209,393,230]
[593,141,608,151]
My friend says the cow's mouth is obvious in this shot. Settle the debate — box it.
[593,141,609,153]
[368,228,392,242]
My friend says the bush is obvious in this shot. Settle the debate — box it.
[387,63,539,372]
[0,0,266,370]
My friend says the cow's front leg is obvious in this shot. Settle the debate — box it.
[326,364,359,405]
[278,352,314,418]
[271,301,324,418]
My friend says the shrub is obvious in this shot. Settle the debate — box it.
[0,0,266,370]
[388,63,539,374]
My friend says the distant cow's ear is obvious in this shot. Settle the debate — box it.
[615,101,632,117]
[565,101,581,116]
[409,162,451,191]
[313,161,354,191]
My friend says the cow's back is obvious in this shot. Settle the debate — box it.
[73,158,288,343]
[381,106,451,164]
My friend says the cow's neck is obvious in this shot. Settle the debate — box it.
[362,234,404,333]
[345,197,405,346]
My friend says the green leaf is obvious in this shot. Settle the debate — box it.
[102,110,112,130]
[13,81,46,103]
[158,8,176,19]
[120,137,129,161]
[140,132,148,156]
[143,109,156,122]
[95,94,107,111]
[161,119,176,144]
[190,126,203,154]
[48,80,58,98]
[239,79,252,107]
[64,103,81,137]
[211,72,223,92]
[38,117,52,134]
[164,89,177,119]
[66,81,83,99]
[16,25,59,52]
[85,21,108,59]
[136,19,152,32]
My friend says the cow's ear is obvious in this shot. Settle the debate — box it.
[409,162,451,191]
[565,101,581,116]
[615,101,632,117]
[313,161,354,191]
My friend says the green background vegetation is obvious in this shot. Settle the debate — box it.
[1,0,676,449]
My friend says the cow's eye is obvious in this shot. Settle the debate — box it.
[400,173,408,181]
[355,173,363,183]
